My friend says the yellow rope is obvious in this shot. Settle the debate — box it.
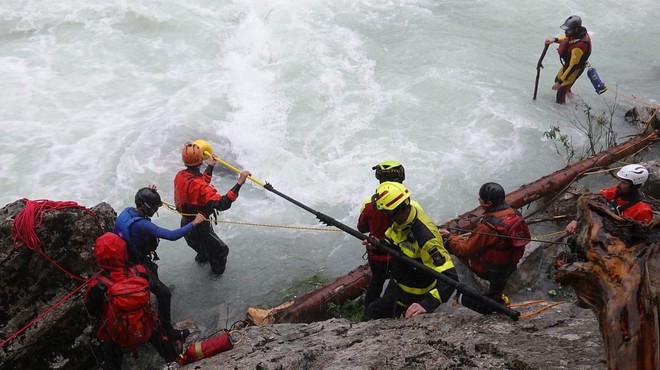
[518,301,567,320]
[508,299,547,308]
[162,201,571,239]
[207,219,342,232]
[160,201,341,232]
[606,89,659,109]
[533,230,566,240]
[452,298,567,318]
[508,299,568,320]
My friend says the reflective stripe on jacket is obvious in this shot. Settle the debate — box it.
[384,204,454,309]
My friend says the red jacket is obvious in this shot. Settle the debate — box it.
[447,207,530,277]
[598,186,653,223]
[357,199,392,263]
[174,167,238,217]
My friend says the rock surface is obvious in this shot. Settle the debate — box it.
[181,304,603,370]
[0,199,114,370]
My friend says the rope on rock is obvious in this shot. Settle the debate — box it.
[12,198,103,249]
[508,299,568,320]
[4,199,107,349]
[11,199,103,282]
[0,273,99,349]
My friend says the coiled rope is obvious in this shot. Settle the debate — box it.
[2,199,105,349]
[12,199,104,282]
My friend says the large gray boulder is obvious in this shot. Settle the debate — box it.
[0,199,115,370]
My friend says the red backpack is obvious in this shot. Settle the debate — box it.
[97,272,157,349]
[482,212,531,266]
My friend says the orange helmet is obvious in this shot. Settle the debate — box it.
[181,142,203,166]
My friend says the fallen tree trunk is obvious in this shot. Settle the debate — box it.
[444,128,659,231]
[554,195,660,370]
[247,264,371,324]
[248,128,659,325]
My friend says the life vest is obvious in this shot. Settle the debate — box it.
[174,169,218,215]
[608,196,641,216]
[599,186,654,223]
[557,30,591,69]
[96,268,158,350]
[357,199,392,262]
[469,212,531,277]
[114,208,158,264]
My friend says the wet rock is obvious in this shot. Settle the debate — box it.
[180,304,603,370]
[641,159,660,199]
[624,106,660,130]
[0,199,115,370]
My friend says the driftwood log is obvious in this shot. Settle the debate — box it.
[247,128,659,325]
[444,128,659,231]
[246,264,371,325]
[554,195,659,370]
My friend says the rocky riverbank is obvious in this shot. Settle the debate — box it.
[177,303,604,370]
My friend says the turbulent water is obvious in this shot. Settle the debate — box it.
[1,0,658,331]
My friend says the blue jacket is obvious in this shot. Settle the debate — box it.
[114,207,194,264]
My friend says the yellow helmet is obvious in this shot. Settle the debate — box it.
[372,181,411,211]
[372,160,405,183]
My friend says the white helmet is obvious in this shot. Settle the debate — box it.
[616,164,649,186]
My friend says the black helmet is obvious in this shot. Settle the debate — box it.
[479,182,505,206]
[135,187,162,214]
[560,15,582,31]
[372,160,405,183]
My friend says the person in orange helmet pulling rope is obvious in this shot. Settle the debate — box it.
[173,142,251,275]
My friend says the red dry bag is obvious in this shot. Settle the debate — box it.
[175,331,233,365]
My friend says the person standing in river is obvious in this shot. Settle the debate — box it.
[114,185,205,340]
[545,15,591,104]
[173,142,251,275]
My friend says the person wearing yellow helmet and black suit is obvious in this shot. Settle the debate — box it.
[545,15,591,104]
[173,142,251,275]
[364,182,458,319]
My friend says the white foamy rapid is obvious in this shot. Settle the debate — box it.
[1,0,658,328]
